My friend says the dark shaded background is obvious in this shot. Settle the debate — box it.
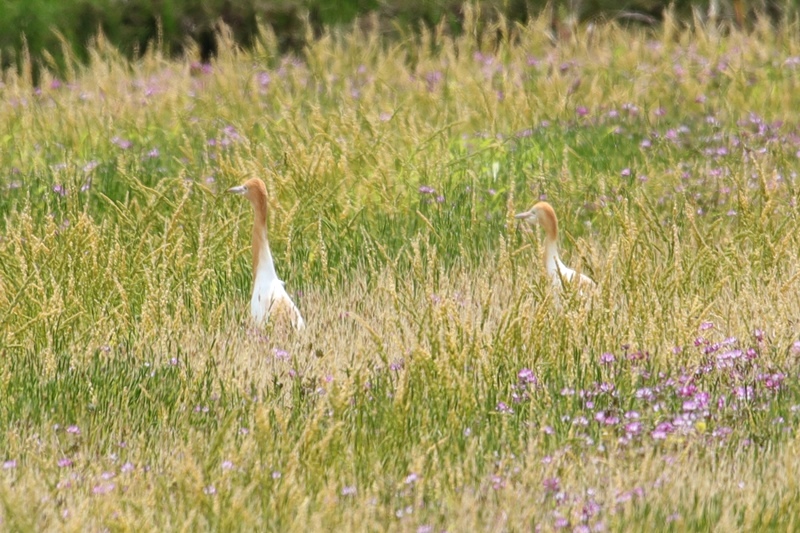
[0,0,788,79]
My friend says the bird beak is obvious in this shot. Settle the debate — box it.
[226,185,247,195]
[514,210,532,220]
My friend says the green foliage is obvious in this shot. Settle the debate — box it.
[1,10,800,531]
[3,0,800,81]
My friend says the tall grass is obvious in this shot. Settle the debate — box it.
[1,7,800,531]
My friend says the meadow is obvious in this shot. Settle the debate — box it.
[2,7,800,531]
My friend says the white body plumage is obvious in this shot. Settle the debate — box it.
[228,178,305,330]
[515,201,595,295]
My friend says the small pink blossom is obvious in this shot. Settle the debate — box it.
[92,483,115,495]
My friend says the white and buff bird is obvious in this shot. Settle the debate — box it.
[227,178,305,330]
[515,201,595,292]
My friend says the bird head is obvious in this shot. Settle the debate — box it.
[227,178,268,209]
[515,201,558,239]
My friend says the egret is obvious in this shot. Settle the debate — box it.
[227,178,305,330]
[515,201,595,292]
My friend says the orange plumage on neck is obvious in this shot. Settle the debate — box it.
[227,178,305,330]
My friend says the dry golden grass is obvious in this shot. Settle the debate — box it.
[1,6,800,531]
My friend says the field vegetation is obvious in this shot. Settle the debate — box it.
[0,0,789,77]
[2,6,800,531]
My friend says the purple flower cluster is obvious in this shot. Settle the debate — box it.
[208,125,242,147]
[500,321,796,452]
[418,185,445,204]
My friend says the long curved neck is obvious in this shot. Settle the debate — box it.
[542,234,561,275]
[539,209,561,275]
[251,198,277,282]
